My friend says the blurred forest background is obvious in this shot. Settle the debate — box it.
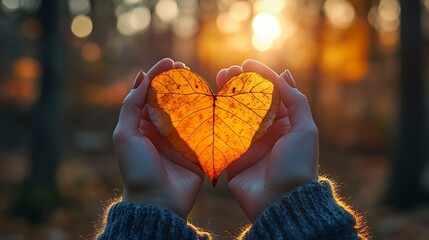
[0,0,428,239]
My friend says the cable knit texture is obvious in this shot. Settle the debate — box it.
[98,181,360,240]
[244,180,360,240]
[97,202,210,240]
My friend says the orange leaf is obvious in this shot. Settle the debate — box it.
[146,68,280,186]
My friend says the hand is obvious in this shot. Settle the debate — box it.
[216,60,319,222]
[112,58,204,218]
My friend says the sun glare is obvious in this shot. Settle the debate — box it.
[252,12,281,51]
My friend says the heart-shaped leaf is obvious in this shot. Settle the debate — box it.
[146,68,279,186]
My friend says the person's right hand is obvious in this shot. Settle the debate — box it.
[216,60,319,222]
[112,58,204,218]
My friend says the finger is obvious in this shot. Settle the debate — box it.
[276,103,287,120]
[114,71,149,142]
[141,106,149,121]
[173,61,186,69]
[278,70,317,133]
[216,65,243,87]
[216,68,227,86]
[225,65,242,81]
[242,59,279,84]
[147,58,175,80]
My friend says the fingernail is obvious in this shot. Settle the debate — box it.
[133,70,144,89]
[285,69,297,88]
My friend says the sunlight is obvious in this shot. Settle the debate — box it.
[252,34,273,52]
[251,12,281,51]
[253,0,286,14]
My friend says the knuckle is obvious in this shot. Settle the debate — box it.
[300,123,319,139]
[112,127,128,146]
[296,92,309,104]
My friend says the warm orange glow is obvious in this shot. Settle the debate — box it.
[321,20,370,82]
[85,81,129,107]
[216,12,241,33]
[253,0,286,14]
[146,68,279,184]
[229,1,252,22]
[1,57,41,106]
[81,42,101,62]
[12,57,41,80]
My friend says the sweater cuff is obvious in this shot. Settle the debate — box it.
[98,202,209,240]
[247,181,360,239]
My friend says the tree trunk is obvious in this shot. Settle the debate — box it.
[388,0,426,208]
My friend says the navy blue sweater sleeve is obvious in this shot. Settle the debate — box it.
[98,181,361,239]
[245,181,361,239]
[97,202,210,240]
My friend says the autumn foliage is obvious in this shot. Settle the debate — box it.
[147,68,279,185]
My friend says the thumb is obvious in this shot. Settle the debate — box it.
[113,71,149,144]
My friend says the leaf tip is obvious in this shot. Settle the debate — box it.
[211,177,219,187]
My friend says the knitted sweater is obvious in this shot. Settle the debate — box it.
[98,181,360,239]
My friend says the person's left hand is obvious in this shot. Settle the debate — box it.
[112,58,204,218]
[216,60,319,222]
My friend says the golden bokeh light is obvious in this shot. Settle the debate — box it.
[253,0,286,14]
[229,1,252,22]
[324,0,355,29]
[155,0,179,23]
[367,0,400,33]
[129,7,151,32]
[117,7,151,36]
[173,15,199,38]
[71,15,93,38]
[378,0,400,32]
[378,0,400,22]
[81,42,101,62]
[216,12,241,33]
